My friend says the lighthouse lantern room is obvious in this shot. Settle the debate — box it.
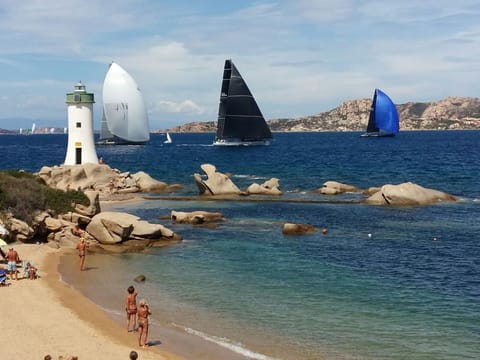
[64,81,98,165]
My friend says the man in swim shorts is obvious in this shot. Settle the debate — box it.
[6,248,20,280]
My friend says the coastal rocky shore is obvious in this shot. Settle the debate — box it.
[159,96,480,133]
[1,163,183,253]
[1,162,458,253]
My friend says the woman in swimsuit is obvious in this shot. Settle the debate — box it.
[137,299,152,347]
[126,285,138,332]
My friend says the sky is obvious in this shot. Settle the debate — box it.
[0,0,479,131]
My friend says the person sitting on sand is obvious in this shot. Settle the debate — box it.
[129,350,138,359]
[76,237,89,271]
[6,247,20,280]
[126,285,138,332]
[137,299,152,348]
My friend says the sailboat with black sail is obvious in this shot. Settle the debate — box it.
[361,88,399,137]
[213,59,272,146]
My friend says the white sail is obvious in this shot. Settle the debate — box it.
[31,123,36,134]
[100,62,149,144]
[164,132,172,144]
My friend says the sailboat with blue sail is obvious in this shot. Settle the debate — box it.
[361,88,399,137]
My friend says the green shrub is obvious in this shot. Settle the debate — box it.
[0,170,89,224]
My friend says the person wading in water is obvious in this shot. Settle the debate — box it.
[76,237,89,271]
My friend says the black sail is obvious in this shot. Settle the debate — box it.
[366,90,379,133]
[215,60,272,145]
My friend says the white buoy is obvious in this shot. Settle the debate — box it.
[367,233,372,238]
[64,81,99,165]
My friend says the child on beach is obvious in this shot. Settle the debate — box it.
[126,285,138,332]
[137,299,152,347]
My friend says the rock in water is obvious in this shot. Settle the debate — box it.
[134,274,146,283]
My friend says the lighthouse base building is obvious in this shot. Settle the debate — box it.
[64,82,99,165]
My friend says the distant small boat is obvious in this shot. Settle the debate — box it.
[361,88,399,137]
[97,62,149,145]
[164,132,172,144]
[213,59,272,146]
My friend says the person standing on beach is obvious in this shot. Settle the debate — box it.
[76,237,89,271]
[137,299,152,347]
[6,247,20,280]
[126,285,138,332]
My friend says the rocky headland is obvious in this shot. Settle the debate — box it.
[0,164,184,254]
[159,96,480,133]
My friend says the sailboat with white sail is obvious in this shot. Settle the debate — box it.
[164,132,172,144]
[97,62,149,145]
[213,59,272,146]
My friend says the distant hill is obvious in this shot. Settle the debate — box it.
[157,96,480,133]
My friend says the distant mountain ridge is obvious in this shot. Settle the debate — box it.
[159,96,480,132]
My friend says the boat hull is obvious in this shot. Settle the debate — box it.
[213,140,270,146]
[213,139,271,146]
[360,132,395,138]
[96,137,148,145]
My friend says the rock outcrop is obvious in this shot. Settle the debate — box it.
[194,164,242,195]
[364,182,458,205]
[87,211,181,245]
[282,223,317,235]
[170,210,225,224]
[247,178,283,195]
[36,163,182,198]
[315,181,360,195]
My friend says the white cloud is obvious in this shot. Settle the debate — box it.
[1,0,480,130]
[153,99,206,115]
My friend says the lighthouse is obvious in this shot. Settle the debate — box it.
[64,81,99,165]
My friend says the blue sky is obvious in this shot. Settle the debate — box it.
[0,0,479,131]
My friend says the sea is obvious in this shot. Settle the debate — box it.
[1,131,479,360]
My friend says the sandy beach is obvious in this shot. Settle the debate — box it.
[0,243,185,360]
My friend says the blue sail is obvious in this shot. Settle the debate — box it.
[375,89,399,134]
[362,88,399,137]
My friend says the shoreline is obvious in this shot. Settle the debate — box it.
[0,243,257,360]
[57,249,261,360]
[0,244,184,360]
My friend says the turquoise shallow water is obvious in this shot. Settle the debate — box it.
[2,131,480,359]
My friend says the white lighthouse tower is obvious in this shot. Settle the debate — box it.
[64,81,99,165]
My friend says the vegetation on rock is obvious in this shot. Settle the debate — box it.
[0,170,89,224]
